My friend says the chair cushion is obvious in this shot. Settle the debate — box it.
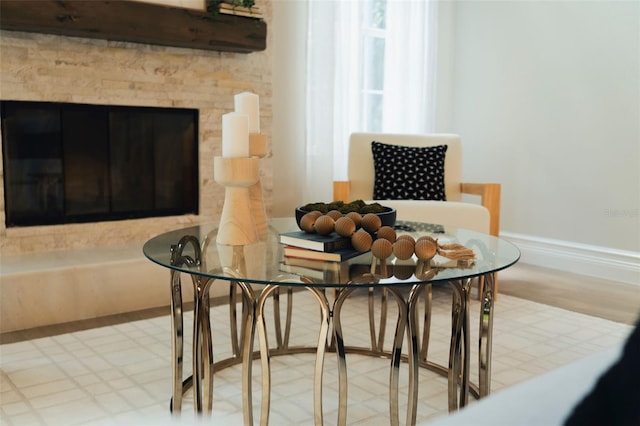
[371,199,490,233]
[371,141,448,201]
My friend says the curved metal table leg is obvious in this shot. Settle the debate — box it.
[332,287,356,426]
[192,290,203,413]
[369,287,389,351]
[256,282,330,426]
[168,237,204,413]
[420,285,433,364]
[272,287,294,350]
[169,268,184,413]
[199,278,215,413]
[479,273,495,397]
[229,282,241,357]
[235,281,256,426]
[406,283,432,426]
[333,286,407,426]
[386,288,408,426]
[222,267,258,425]
[448,278,472,412]
[190,274,216,414]
[310,288,331,426]
[256,284,276,426]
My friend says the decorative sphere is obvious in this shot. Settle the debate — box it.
[415,236,438,260]
[371,238,393,259]
[393,238,415,260]
[361,213,382,233]
[351,229,373,252]
[326,209,344,221]
[335,216,356,237]
[345,212,362,229]
[393,265,414,280]
[376,226,396,243]
[396,234,416,244]
[314,215,335,235]
[299,212,318,233]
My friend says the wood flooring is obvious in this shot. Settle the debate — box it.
[498,263,640,325]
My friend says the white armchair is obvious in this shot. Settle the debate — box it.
[333,133,501,236]
[333,133,502,298]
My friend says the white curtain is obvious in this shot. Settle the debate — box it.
[305,0,439,197]
[382,0,439,133]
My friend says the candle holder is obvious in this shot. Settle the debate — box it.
[214,156,260,246]
[249,133,268,240]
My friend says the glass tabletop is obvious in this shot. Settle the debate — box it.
[143,217,520,288]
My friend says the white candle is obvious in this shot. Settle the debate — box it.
[234,92,260,133]
[222,112,249,157]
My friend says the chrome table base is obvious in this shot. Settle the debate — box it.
[167,237,496,425]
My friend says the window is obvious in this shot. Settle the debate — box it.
[305,1,438,198]
[361,0,387,132]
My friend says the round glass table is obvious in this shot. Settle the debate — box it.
[143,218,520,426]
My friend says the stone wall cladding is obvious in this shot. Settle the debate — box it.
[0,2,273,255]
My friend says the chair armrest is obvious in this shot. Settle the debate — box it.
[333,181,351,202]
[461,183,501,236]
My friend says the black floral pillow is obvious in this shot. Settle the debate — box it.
[371,141,448,201]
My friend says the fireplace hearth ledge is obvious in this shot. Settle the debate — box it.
[0,243,230,333]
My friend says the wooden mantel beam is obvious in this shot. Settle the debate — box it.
[0,0,266,53]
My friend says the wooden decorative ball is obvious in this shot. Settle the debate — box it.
[361,213,382,233]
[335,216,356,237]
[393,238,415,260]
[351,229,373,252]
[371,238,393,259]
[345,212,362,229]
[376,226,396,243]
[396,234,416,244]
[415,236,438,260]
[417,235,437,245]
[327,209,344,221]
[314,215,335,235]
[393,265,414,280]
[299,212,318,233]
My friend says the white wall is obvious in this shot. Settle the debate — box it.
[446,1,639,252]
[272,1,640,283]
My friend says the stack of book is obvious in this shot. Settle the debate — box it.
[218,2,263,19]
[278,230,370,281]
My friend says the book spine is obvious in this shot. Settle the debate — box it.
[283,249,341,262]
[322,237,352,252]
[279,235,352,252]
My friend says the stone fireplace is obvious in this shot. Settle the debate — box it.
[0,7,273,256]
[0,1,273,332]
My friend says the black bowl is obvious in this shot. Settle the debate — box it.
[295,206,397,230]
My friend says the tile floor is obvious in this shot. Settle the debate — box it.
[0,285,633,426]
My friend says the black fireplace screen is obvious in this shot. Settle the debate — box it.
[1,101,199,227]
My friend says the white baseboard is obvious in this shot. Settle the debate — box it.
[500,232,640,286]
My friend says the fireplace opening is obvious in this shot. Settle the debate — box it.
[1,101,199,227]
